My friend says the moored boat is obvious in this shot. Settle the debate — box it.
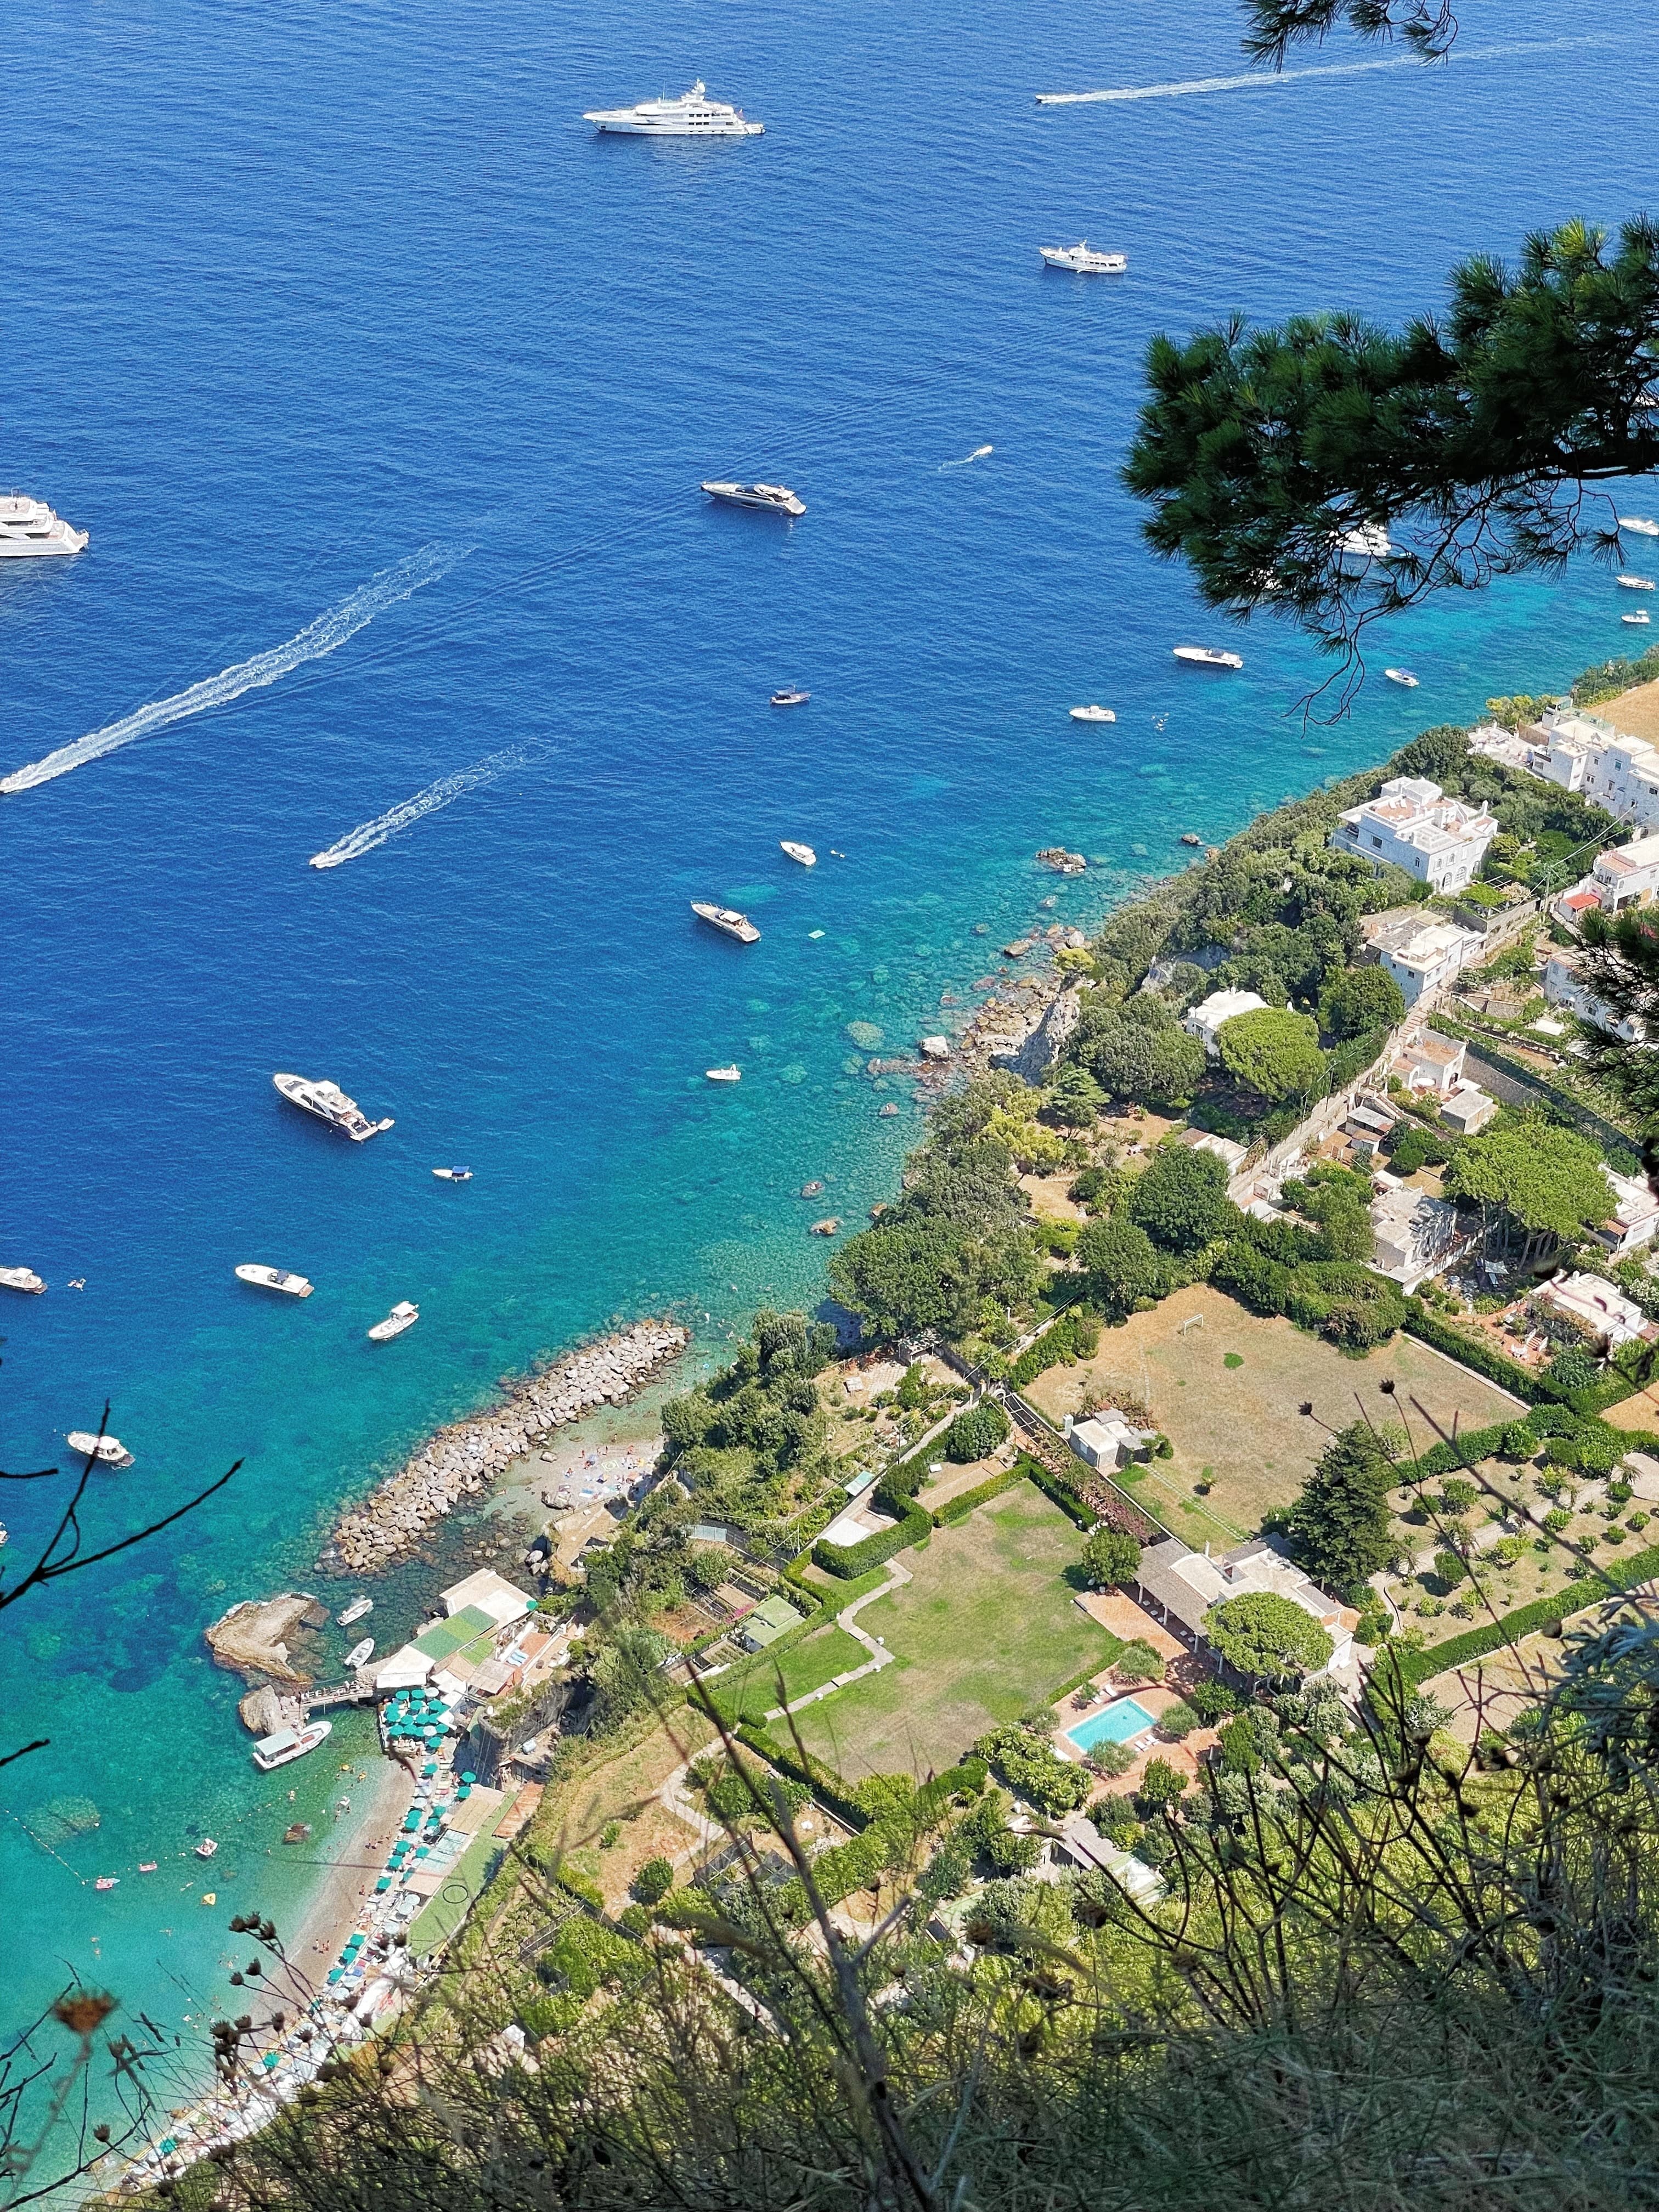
[1621,515,1659,536]
[771,687,810,707]
[1384,668,1420,687]
[1040,241,1127,273]
[346,1637,375,1669]
[1617,573,1656,590]
[700,481,804,516]
[0,1267,46,1295]
[338,1595,373,1627]
[780,840,816,866]
[0,495,88,556]
[1069,705,1115,723]
[368,1301,419,1342]
[273,1072,393,1141]
[235,1263,314,1297]
[1173,646,1244,670]
[1624,611,1652,626]
[583,81,763,136]
[95,1875,119,1891]
[195,1838,218,1859]
[705,1065,741,1082]
[432,1166,472,1182]
[691,901,761,944]
[251,1719,334,1773]
[67,1430,133,1468]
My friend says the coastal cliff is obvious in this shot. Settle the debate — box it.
[321,1317,690,1573]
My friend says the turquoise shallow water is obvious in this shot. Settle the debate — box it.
[3,0,1658,2149]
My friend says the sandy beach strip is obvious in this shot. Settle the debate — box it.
[277,1758,412,1990]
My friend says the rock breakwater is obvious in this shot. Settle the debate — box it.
[321,1318,690,1573]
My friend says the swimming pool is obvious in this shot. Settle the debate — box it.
[1064,1697,1158,1754]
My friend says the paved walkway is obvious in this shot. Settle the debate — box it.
[760,1559,913,1721]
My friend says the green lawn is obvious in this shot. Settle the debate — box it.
[710,1627,871,1725]
[787,1482,1118,1781]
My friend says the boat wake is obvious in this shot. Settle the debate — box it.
[308,746,528,868]
[1036,32,1634,105]
[0,544,466,796]
[939,444,994,470]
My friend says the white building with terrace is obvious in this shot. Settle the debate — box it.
[1330,776,1498,894]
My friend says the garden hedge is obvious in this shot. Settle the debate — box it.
[733,1721,870,1830]
[812,1485,933,1578]
[1397,1540,1659,1685]
[933,1465,1028,1526]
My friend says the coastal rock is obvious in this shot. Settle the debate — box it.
[206,1593,325,1689]
[319,1318,690,1575]
[987,986,1082,1085]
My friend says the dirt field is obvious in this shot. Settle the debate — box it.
[532,1710,715,1910]
[787,1482,1116,1782]
[1601,676,1659,747]
[1024,1285,1527,1542]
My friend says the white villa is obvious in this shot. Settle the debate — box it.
[1542,947,1641,1042]
[1330,776,1498,893]
[1182,987,1268,1058]
[1132,1534,1353,1676]
[1362,911,1485,1008]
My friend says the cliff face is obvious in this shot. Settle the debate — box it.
[989,986,1082,1084]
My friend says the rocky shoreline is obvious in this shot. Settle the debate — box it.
[320,1318,691,1575]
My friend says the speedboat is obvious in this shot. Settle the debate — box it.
[368,1301,419,1342]
[700,481,805,516]
[346,1637,375,1669]
[1621,515,1659,536]
[432,1166,472,1181]
[195,1838,218,1860]
[1384,668,1420,687]
[0,1266,46,1294]
[0,495,88,556]
[67,1431,133,1468]
[1337,523,1393,560]
[771,687,810,707]
[273,1072,393,1141]
[706,1065,742,1082]
[1040,241,1127,273]
[583,81,763,136]
[1172,646,1244,670]
[780,840,816,866]
[691,901,760,944]
[251,1719,333,1773]
[1623,611,1652,626]
[1069,705,1115,723]
[338,1595,374,1627]
[235,1264,314,1297]
[1617,574,1656,590]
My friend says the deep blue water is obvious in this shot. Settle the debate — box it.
[4,0,1657,2146]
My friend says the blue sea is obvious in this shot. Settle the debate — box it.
[4,0,1657,2155]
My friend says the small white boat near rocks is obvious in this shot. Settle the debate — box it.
[345,1637,375,1670]
[67,1430,133,1468]
[1069,705,1115,723]
[367,1301,419,1342]
[780,840,816,866]
[338,1595,373,1626]
[235,1265,314,1297]
[0,1266,46,1295]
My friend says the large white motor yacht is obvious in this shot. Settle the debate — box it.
[583,81,763,136]
[1040,242,1127,273]
[0,1267,46,1295]
[67,1430,134,1468]
[1620,515,1659,537]
[1172,645,1244,671]
[701,480,805,516]
[691,901,761,944]
[0,496,88,557]
[1618,573,1657,591]
[273,1072,394,1141]
[235,1263,314,1297]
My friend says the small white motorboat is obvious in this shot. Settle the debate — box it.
[1172,646,1244,670]
[0,1267,46,1295]
[338,1595,373,1627]
[780,840,817,866]
[432,1166,473,1182]
[67,1431,133,1468]
[1337,523,1392,560]
[345,1637,375,1670]
[235,1264,314,1297]
[1069,705,1116,723]
[706,1065,742,1083]
[251,1719,332,1773]
[771,687,810,707]
[1620,515,1659,536]
[1623,611,1652,627]
[1617,573,1656,590]
[367,1301,419,1342]
[1040,241,1126,273]
[1384,668,1420,687]
[195,1837,218,1860]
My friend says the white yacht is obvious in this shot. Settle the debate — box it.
[368,1301,419,1342]
[0,496,88,557]
[1040,242,1127,274]
[1069,705,1116,723]
[1172,646,1244,670]
[1623,611,1652,626]
[705,1065,742,1082]
[1384,668,1420,687]
[251,1719,332,1773]
[1620,515,1659,536]
[584,81,763,136]
[345,1637,375,1670]
[0,1266,46,1295]
[691,901,760,944]
[235,1263,314,1297]
[1338,523,1393,560]
[273,1072,393,1141]
[1617,573,1656,590]
[701,480,804,516]
[67,1431,134,1468]
[780,840,816,866]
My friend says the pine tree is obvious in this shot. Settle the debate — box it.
[1286,1421,1395,1600]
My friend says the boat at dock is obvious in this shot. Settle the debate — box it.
[771,687,810,707]
[1617,574,1656,590]
[67,1430,133,1468]
[780,840,816,866]
[251,1719,333,1773]
[338,1595,374,1627]
[368,1301,419,1342]
[1384,668,1420,687]
[691,901,760,944]
[1040,241,1126,273]
[0,494,88,556]
[1069,705,1115,723]
[583,81,763,136]
[345,1637,375,1669]
[1173,646,1244,670]
[235,1263,314,1297]
[273,1072,393,1141]
[706,1065,741,1082]
[0,1267,46,1294]
[432,1166,472,1181]
[701,480,804,516]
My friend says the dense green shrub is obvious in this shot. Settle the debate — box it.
[975,1724,1092,1815]
[942,1398,1011,1463]
[1082,1528,1142,1590]
[1124,1145,1234,1252]
[631,1858,674,1906]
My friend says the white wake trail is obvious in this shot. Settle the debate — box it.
[308,746,528,869]
[0,543,466,795]
[1037,31,1638,104]
[940,444,995,470]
